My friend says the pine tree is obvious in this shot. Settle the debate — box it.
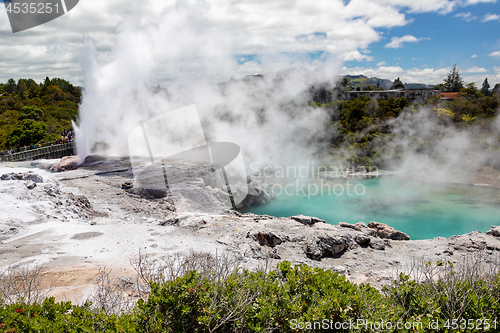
[481,78,490,96]
[443,64,464,92]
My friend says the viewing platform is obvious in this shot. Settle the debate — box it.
[0,142,75,162]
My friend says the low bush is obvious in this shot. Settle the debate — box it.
[0,255,499,332]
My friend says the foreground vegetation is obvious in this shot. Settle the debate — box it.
[0,77,80,150]
[1,253,499,332]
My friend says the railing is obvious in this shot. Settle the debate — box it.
[0,142,75,162]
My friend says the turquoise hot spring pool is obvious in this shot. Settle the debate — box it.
[244,177,500,240]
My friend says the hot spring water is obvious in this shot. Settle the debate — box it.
[245,177,500,240]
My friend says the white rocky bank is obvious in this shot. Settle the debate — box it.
[1,158,500,301]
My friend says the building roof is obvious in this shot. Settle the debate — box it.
[440,92,460,100]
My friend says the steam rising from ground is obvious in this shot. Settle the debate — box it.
[75,4,337,167]
[375,107,500,181]
[75,2,499,179]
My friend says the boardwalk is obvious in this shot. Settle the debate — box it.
[0,142,75,162]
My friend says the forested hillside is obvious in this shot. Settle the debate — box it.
[0,77,81,150]
[315,76,500,168]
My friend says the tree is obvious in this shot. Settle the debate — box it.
[6,78,16,94]
[443,64,464,92]
[16,80,28,100]
[19,106,44,121]
[433,83,444,92]
[460,82,482,100]
[481,78,490,96]
[390,77,404,90]
[8,119,47,147]
[339,77,353,92]
[40,76,51,96]
[363,85,384,91]
[492,83,500,96]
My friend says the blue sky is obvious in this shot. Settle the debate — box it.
[351,3,499,69]
[0,0,499,86]
[341,1,500,84]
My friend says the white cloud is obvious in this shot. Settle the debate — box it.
[372,0,459,14]
[463,66,488,73]
[454,12,477,21]
[0,0,497,84]
[482,13,500,22]
[384,35,430,48]
[471,54,478,58]
[466,0,497,4]
[377,61,387,66]
[493,66,500,82]
[489,51,500,57]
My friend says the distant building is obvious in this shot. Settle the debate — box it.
[336,88,440,102]
[440,92,460,100]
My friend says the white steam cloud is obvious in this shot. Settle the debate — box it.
[377,107,500,182]
[75,2,338,167]
[75,1,500,178]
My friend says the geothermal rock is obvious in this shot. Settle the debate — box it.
[250,232,283,247]
[50,156,80,172]
[354,234,371,246]
[82,155,107,165]
[238,175,275,208]
[486,226,500,238]
[291,214,326,226]
[368,221,410,241]
[132,163,229,213]
[121,181,133,190]
[447,231,491,252]
[1,171,43,183]
[303,234,348,260]
[25,180,36,189]
[369,238,390,250]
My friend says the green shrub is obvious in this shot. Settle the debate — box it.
[0,298,135,332]
[384,260,500,332]
[1,257,499,332]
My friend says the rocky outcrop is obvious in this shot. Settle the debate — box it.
[291,215,326,226]
[337,221,408,247]
[50,156,80,172]
[250,232,283,247]
[486,225,500,238]
[367,221,410,240]
[82,155,107,165]
[1,171,43,183]
[209,215,411,264]
[304,234,348,260]
[338,221,368,232]
[130,164,274,214]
